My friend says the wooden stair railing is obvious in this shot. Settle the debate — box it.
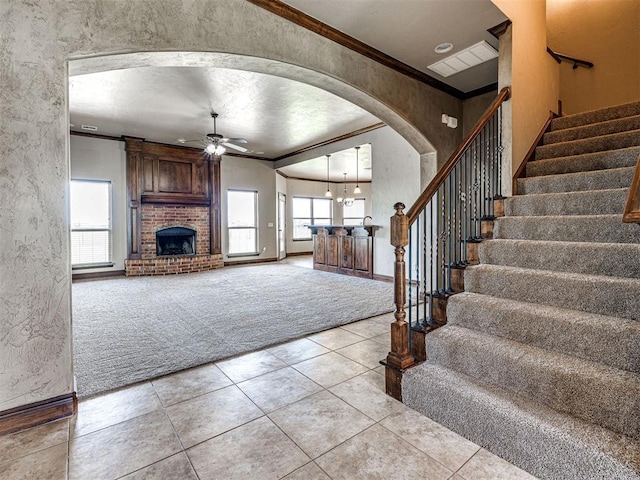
[383,87,511,401]
[623,153,640,223]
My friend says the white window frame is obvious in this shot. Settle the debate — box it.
[292,196,332,241]
[227,189,259,256]
[70,178,113,268]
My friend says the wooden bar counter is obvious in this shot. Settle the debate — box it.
[307,225,376,278]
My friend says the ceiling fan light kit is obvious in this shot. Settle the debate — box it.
[203,112,249,156]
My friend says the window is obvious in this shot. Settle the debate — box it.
[227,190,258,255]
[70,179,112,267]
[342,199,366,225]
[292,197,332,240]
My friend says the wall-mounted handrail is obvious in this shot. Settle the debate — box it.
[384,87,511,400]
[546,47,594,69]
[407,87,511,225]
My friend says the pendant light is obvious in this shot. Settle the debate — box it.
[325,154,332,197]
[353,146,362,194]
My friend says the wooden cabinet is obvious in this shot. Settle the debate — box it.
[311,225,374,278]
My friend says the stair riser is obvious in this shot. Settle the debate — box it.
[447,293,640,373]
[526,147,640,177]
[536,131,640,160]
[427,327,640,439]
[403,366,640,480]
[550,101,640,131]
[506,189,628,216]
[543,115,640,145]
[517,167,634,194]
[494,215,640,244]
[478,240,640,279]
[464,265,640,321]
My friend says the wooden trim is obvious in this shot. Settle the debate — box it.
[275,172,372,184]
[224,257,278,266]
[273,123,385,162]
[72,270,125,281]
[488,19,512,39]
[71,130,123,142]
[285,251,313,257]
[462,83,498,100]
[406,87,511,225]
[372,273,394,283]
[246,0,465,98]
[623,153,640,223]
[0,393,76,437]
[512,111,555,195]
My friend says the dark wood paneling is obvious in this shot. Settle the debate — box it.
[314,234,326,265]
[354,237,370,272]
[341,236,353,269]
[0,393,76,437]
[326,236,339,267]
[124,138,221,258]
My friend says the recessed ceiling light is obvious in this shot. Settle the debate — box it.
[176,138,186,144]
[435,43,454,54]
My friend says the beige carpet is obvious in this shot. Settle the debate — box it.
[72,263,394,397]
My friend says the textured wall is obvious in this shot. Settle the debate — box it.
[547,0,640,114]
[0,0,461,410]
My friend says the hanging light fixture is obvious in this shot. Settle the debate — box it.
[337,173,354,208]
[325,155,332,197]
[353,146,361,194]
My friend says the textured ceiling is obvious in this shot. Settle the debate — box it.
[278,143,373,182]
[68,0,507,179]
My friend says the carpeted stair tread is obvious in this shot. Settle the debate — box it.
[447,292,640,373]
[494,214,640,244]
[526,146,640,177]
[402,363,640,480]
[464,264,640,321]
[506,188,628,216]
[478,239,640,279]
[535,130,640,160]
[543,114,640,145]
[517,166,634,194]
[427,325,640,438]
[549,101,640,131]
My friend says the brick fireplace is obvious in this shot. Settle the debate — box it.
[124,138,223,276]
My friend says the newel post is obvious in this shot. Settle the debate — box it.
[384,202,415,401]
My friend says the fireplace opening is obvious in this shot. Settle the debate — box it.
[156,227,196,256]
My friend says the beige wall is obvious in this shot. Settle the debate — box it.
[492,0,560,185]
[462,90,499,136]
[0,0,460,411]
[547,0,640,114]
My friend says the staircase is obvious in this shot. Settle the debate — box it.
[401,102,640,479]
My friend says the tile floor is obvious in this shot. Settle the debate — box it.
[0,312,538,480]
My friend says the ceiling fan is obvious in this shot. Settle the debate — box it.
[179,112,252,155]
[203,112,248,155]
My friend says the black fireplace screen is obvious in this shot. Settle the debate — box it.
[156,227,196,256]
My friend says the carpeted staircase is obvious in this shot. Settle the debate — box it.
[402,101,640,479]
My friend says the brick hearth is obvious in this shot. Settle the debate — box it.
[125,204,223,276]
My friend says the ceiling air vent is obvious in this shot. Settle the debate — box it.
[81,124,98,132]
[428,41,498,78]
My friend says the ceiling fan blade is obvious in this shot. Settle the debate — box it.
[227,137,248,144]
[222,142,248,153]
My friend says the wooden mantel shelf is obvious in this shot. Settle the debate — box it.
[309,225,376,278]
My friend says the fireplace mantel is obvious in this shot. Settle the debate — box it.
[124,138,223,275]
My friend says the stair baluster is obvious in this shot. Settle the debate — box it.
[384,87,511,400]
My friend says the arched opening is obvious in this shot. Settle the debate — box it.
[68,52,435,397]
